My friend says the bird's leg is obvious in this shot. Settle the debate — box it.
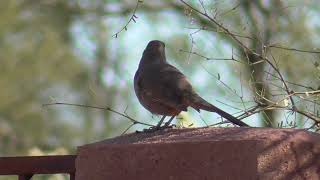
[140,116,167,133]
[163,116,175,127]
[140,116,177,133]
[155,115,166,129]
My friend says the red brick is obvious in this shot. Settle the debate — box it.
[76,127,320,180]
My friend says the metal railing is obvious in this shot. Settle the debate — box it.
[0,155,76,180]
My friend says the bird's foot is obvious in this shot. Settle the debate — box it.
[136,124,175,133]
[163,122,176,128]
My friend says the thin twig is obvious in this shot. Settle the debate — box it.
[269,45,320,54]
[180,0,319,127]
[180,0,251,53]
[180,49,241,62]
[220,1,241,16]
[263,70,316,91]
[121,123,136,135]
[200,64,242,98]
[294,109,320,123]
[185,26,255,40]
[112,0,143,38]
[269,52,296,109]
[42,102,153,127]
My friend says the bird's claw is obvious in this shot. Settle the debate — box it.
[164,122,176,128]
[136,124,175,133]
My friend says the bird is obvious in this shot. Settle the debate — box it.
[134,40,249,130]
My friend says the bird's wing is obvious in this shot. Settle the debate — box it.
[135,63,193,111]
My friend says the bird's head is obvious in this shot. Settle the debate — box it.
[145,40,165,53]
[141,40,167,65]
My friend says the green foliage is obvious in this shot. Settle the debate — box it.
[0,0,87,155]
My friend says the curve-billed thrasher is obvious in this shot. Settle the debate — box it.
[134,40,249,129]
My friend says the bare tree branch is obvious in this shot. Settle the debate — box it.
[42,102,153,127]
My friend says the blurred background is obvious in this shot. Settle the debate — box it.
[0,0,320,179]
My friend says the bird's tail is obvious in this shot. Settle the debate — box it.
[190,94,249,127]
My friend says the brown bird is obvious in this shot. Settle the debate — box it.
[134,40,249,130]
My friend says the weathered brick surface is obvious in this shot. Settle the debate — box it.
[76,140,257,180]
[76,127,320,180]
